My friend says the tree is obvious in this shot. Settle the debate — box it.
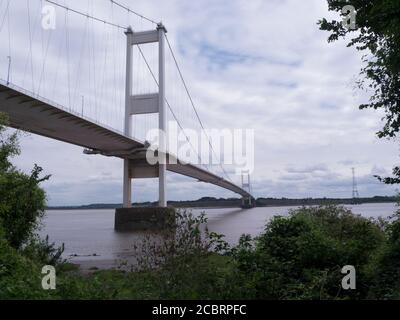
[0,113,50,248]
[318,0,400,183]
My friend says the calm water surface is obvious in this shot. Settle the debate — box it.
[40,203,397,268]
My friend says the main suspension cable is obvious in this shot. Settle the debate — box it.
[165,34,233,182]
[45,0,125,29]
[110,0,157,25]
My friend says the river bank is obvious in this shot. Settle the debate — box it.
[46,196,398,210]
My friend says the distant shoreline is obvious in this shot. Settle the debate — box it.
[46,196,398,211]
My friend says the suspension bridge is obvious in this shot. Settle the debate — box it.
[0,0,254,219]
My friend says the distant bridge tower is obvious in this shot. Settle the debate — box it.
[241,171,254,208]
[352,167,360,203]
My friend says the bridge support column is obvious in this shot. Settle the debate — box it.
[158,23,167,208]
[123,159,132,208]
[115,207,176,231]
[241,171,254,209]
[241,196,255,209]
[123,27,134,208]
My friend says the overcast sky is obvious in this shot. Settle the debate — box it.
[0,0,398,206]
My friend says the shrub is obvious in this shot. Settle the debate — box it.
[22,235,65,267]
[0,114,50,249]
[368,211,400,299]
[130,210,232,299]
[0,238,52,299]
[230,206,385,299]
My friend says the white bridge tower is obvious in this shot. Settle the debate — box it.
[123,24,167,208]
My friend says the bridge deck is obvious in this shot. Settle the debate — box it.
[0,81,251,198]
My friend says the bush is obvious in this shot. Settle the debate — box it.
[230,206,385,299]
[129,210,232,299]
[0,238,52,299]
[0,114,50,249]
[0,165,50,248]
[0,113,58,299]
[368,211,400,299]
[22,235,65,267]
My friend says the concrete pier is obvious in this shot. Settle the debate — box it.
[114,207,176,231]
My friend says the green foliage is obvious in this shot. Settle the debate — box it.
[367,210,400,299]
[319,1,400,183]
[0,113,50,248]
[0,112,59,299]
[0,165,50,248]
[22,235,65,267]
[0,238,51,299]
[230,206,385,299]
[0,113,19,172]
[129,210,233,299]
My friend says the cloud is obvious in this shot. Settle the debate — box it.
[286,164,329,174]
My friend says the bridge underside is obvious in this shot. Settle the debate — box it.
[0,82,251,198]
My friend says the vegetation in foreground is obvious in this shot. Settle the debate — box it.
[1,112,400,299]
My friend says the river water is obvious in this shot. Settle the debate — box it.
[40,203,398,269]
